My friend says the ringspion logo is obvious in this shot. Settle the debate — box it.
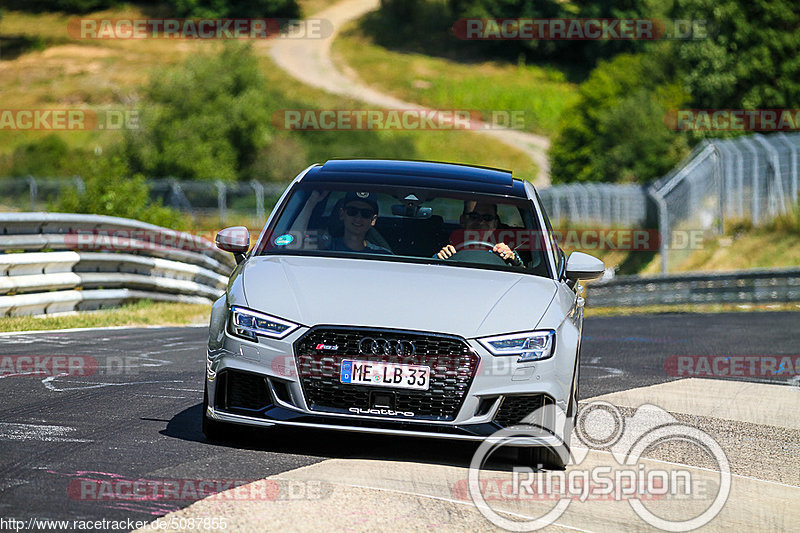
[467,402,731,531]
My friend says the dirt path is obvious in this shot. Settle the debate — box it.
[269,0,551,187]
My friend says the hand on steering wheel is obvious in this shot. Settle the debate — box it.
[437,241,492,259]
[438,240,521,265]
[489,242,522,265]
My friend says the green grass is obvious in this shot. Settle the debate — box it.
[0,300,211,333]
[0,7,220,159]
[0,6,539,181]
[297,0,339,16]
[333,22,579,137]
[255,46,539,180]
[638,215,800,275]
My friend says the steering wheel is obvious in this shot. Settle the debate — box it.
[447,240,508,266]
[455,240,496,251]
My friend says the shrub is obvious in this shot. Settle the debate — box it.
[2,0,116,13]
[4,135,86,177]
[549,53,690,184]
[125,43,272,182]
[53,155,188,229]
[171,0,299,18]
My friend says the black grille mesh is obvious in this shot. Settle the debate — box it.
[493,394,551,427]
[294,327,479,421]
[225,370,271,411]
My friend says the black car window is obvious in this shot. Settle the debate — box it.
[259,183,552,278]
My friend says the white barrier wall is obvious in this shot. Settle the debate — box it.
[0,213,235,317]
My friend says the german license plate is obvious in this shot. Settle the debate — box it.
[340,360,430,390]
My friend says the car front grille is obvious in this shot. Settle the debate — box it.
[294,327,479,421]
[493,394,554,428]
[216,369,272,413]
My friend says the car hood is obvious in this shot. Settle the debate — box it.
[239,255,558,338]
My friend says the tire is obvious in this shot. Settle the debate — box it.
[202,385,226,441]
[517,446,568,470]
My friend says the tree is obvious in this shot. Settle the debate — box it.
[3,0,298,17]
[54,155,187,228]
[125,43,271,181]
[673,0,800,109]
[3,0,116,13]
[446,0,671,64]
[550,52,690,183]
[172,0,298,18]
[5,135,85,177]
[447,0,571,60]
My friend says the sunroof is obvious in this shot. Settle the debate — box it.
[319,159,513,186]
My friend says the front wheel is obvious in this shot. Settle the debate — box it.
[517,446,568,470]
[202,385,226,441]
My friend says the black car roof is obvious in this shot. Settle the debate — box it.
[300,159,529,198]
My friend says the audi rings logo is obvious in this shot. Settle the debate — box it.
[357,337,416,356]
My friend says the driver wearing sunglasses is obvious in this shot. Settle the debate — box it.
[331,192,392,254]
[436,201,522,265]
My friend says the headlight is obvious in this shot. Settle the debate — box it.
[478,330,555,362]
[229,306,299,340]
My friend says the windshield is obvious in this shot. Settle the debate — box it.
[258,182,553,278]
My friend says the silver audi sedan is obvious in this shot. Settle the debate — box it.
[204,159,603,468]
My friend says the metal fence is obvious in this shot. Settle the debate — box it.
[148,179,287,224]
[7,175,653,230]
[586,267,800,307]
[538,183,649,228]
[3,131,799,274]
[650,132,800,272]
[1,177,288,226]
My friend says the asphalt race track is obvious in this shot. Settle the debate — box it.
[0,312,797,530]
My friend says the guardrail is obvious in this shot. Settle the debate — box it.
[586,268,800,307]
[0,213,235,316]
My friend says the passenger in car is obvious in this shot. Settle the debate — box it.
[435,201,523,265]
[292,190,392,254]
[331,192,392,254]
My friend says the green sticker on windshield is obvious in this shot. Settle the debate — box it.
[274,234,294,246]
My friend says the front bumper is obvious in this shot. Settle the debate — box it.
[206,403,566,446]
[206,321,576,441]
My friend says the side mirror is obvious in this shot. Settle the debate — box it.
[565,251,604,281]
[215,226,250,263]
